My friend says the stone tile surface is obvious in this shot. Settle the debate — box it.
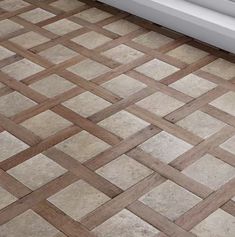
[0,186,17,210]
[0,19,23,38]
[0,46,15,60]
[0,0,29,12]
[220,135,235,155]
[51,0,85,11]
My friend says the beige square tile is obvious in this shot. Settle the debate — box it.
[10,31,49,49]
[220,135,235,155]
[50,0,85,11]
[75,7,112,23]
[102,44,144,64]
[167,44,208,64]
[0,131,28,162]
[137,92,184,117]
[103,19,140,36]
[182,154,235,190]
[0,0,29,12]
[20,8,55,23]
[96,154,153,190]
[0,45,15,60]
[139,131,192,163]
[8,154,67,190]
[93,209,159,237]
[30,74,76,98]
[21,110,72,139]
[0,186,17,210]
[1,58,44,81]
[191,209,235,237]
[62,91,111,117]
[48,180,110,221]
[177,111,226,139]
[43,19,82,35]
[0,210,60,237]
[72,31,111,49]
[0,19,23,38]
[133,31,173,49]
[39,44,78,64]
[170,74,217,98]
[139,180,201,221]
[98,110,149,139]
[210,92,235,116]
[202,58,235,80]
[135,59,178,81]
[102,74,146,98]
[0,91,36,117]
[0,82,5,89]
[56,130,110,163]
[67,59,110,80]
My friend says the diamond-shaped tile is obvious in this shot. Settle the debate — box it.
[139,131,192,163]
[191,209,235,237]
[43,19,82,35]
[136,92,184,117]
[177,111,226,139]
[62,91,111,117]
[103,19,140,36]
[133,31,173,49]
[98,110,149,138]
[48,180,110,221]
[56,130,110,163]
[0,210,60,237]
[0,186,17,210]
[1,58,44,81]
[0,91,36,117]
[139,180,201,221]
[0,19,23,38]
[8,154,67,190]
[96,154,153,190]
[0,0,29,12]
[0,45,15,60]
[101,74,146,98]
[50,0,85,11]
[220,135,235,155]
[135,59,178,81]
[21,110,72,139]
[67,59,110,80]
[93,209,160,237]
[75,7,112,23]
[102,44,144,64]
[72,31,111,49]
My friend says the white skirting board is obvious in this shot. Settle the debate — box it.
[99,0,235,54]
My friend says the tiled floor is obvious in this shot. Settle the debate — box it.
[0,0,235,237]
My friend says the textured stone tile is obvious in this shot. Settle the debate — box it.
[0,82,5,89]
[21,110,72,139]
[30,74,76,98]
[182,154,235,190]
[8,154,67,190]
[220,135,235,155]
[133,31,173,49]
[75,7,112,23]
[135,59,178,81]
[102,74,146,98]
[0,131,28,162]
[72,31,111,49]
[137,92,184,117]
[10,31,49,49]
[140,180,201,221]
[62,91,111,117]
[93,209,160,237]
[0,19,23,38]
[43,19,82,36]
[0,210,60,237]
[0,0,29,12]
[102,44,144,64]
[96,155,153,190]
[67,59,110,80]
[0,45,15,60]
[210,92,235,116]
[103,19,140,36]
[177,111,226,139]
[139,131,192,163]
[0,91,36,117]
[170,74,216,98]
[202,58,235,80]
[20,8,55,23]
[98,110,149,138]
[191,209,235,237]
[50,0,85,11]
[39,44,78,64]
[48,180,110,221]
[1,58,44,80]
[0,186,17,210]
[56,130,110,163]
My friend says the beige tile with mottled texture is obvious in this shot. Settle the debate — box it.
[50,0,85,11]
[0,19,23,38]
[220,135,235,155]
[0,0,29,12]
[0,186,17,210]
[0,46,15,60]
